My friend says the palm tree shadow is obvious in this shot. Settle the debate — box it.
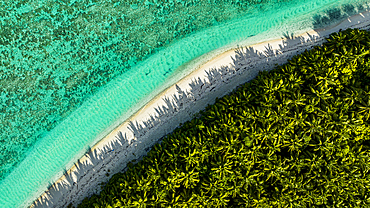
[120,25,327,174]
[31,2,370,207]
[312,3,368,29]
[32,132,130,208]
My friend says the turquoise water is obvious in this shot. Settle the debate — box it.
[0,0,369,207]
[0,0,296,183]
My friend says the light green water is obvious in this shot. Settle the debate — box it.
[0,0,369,207]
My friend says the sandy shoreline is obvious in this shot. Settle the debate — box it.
[31,10,370,208]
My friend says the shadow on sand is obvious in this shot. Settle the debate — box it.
[31,4,369,208]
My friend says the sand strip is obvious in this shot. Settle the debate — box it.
[31,10,370,208]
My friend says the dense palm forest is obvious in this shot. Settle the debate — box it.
[77,28,370,207]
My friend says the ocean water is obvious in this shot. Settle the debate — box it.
[0,0,298,183]
[0,0,369,207]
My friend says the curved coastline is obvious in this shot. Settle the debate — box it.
[30,9,370,208]
[0,1,369,208]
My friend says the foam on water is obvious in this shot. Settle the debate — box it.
[0,0,369,207]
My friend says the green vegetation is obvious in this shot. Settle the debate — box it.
[78,28,370,207]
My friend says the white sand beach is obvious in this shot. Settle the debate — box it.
[31,10,370,208]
